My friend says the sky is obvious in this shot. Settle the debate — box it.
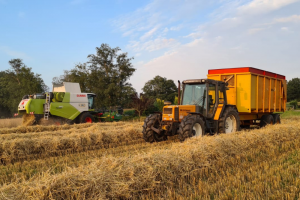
[0,0,299,93]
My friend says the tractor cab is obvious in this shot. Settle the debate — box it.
[181,79,227,118]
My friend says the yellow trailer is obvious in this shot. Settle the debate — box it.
[142,67,287,143]
[207,67,287,126]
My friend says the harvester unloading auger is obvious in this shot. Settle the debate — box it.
[18,82,122,125]
[142,67,287,142]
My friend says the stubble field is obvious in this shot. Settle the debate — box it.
[0,114,300,199]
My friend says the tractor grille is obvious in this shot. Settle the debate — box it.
[164,108,172,114]
[175,107,179,120]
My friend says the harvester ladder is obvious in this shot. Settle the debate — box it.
[44,93,50,120]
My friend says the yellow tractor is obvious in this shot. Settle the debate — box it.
[142,67,287,142]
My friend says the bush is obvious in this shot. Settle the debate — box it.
[154,98,164,111]
[289,100,298,109]
[144,105,159,116]
[123,110,136,116]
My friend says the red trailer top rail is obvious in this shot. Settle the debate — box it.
[208,67,285,80]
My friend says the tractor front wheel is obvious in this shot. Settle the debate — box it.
[142,114,167,143]
[178,115,205,142]
[218,107,240,133]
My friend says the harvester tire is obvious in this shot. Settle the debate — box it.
[272,114,281,124]
[218,107,240,134]
[142,114,167,143]
[260,114,274,127]
[79,112,94,123]
[178,115,205,142]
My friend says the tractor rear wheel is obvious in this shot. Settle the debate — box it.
[79,112,94,123]
[260,114,274,127]
[178,115,205,142]
[218,107,240,133]
[142,114,167,143]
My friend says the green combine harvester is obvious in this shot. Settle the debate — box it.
[17,82,122,125]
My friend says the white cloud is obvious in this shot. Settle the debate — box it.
[112,0,216,54]
[128,38,179,52]
[140,26,159,41]
[275,15,300,22]
[126,0,300,93]
[184,32,202,39]
[170,24,183,31]
[247,27,266,34]
[162,28,169,34]
[281,27,289,31]
[238,0,300,15]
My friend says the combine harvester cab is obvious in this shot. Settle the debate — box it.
[142,67,287,142]
[18,82,121,125]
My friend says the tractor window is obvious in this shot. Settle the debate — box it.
[208,84,216,114]
[87,94,95,109]
[182,84,206,110]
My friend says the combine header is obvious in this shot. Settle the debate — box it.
[142,67,287,142]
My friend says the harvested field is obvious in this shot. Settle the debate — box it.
[0,116,300,199]
[0,118,22,129]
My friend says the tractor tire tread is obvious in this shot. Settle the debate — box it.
[218,107,240,133]
[178,115,205,142]
[142,114,166,143]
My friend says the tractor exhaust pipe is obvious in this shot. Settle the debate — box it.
[178,80,180,105]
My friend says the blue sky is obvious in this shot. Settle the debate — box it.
[0,0,299,93]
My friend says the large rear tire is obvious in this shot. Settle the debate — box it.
[218,107,240,133]
[178,115,205,142]
[142,114,167,143]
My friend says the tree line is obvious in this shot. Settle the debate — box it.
[1,43,299,118]
[0,44,177,118]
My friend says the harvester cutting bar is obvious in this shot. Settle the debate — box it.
[44,93,50,120]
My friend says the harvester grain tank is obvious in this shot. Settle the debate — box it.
[18,82,122,125]
[142,67,287,142]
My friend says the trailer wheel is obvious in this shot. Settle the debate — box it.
[260,114,274,127]
[272,114,281,124]
[142,114,167,143]
[79,112,94,123]
[219,107,240,134]
[178,115,205,142]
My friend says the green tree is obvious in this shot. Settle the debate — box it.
[153,98,164,111]
[53,44,136,109]
[142,75,177,102]
[174,96,178,105]
[0,59,48,117]
[289,100,298,109]
[287,78,300,102]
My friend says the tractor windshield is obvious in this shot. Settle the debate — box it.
[182,84,207,109]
